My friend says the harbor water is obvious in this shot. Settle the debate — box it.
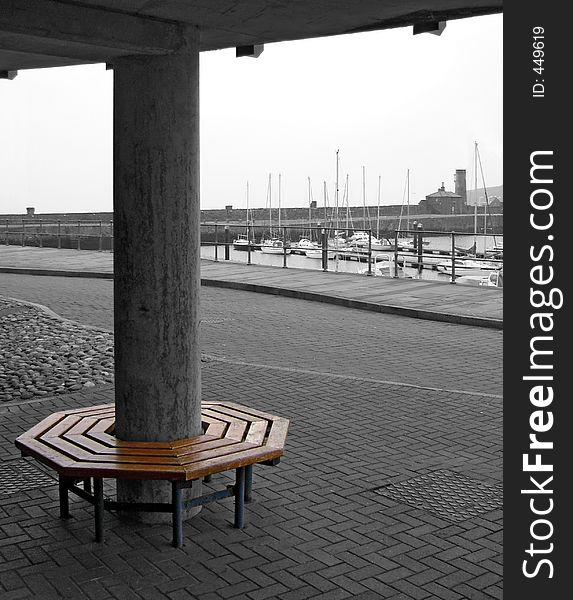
[200,234,503,282]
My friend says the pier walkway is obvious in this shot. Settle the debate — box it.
[0,247,502,328]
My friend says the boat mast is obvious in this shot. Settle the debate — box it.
[483,179,487,254]
[334,151,341,272]
[397,169,408,237]
[308,176,312,239]
[376,175,381,239]
[473,142,478,254]
[323,180,328,228]
[278,173,282,231]
[268,173,272,238]
[476,143,491,257]
[335,150,340,234]
[406,168,410,233]
[345,174,350,231]
[362,166,367,231]
[246,180,249,241]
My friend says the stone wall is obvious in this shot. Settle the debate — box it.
[0,205,503,239]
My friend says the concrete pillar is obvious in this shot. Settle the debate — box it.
[113,27,201,515]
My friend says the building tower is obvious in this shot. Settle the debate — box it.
[454,169,467,212]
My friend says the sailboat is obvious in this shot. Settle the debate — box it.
[396,169,413,250]
[291,177,320,254]
[260,173,291,255]
[436,258,502,276]
[349,168,394,251]
[473,143,503,259]
[473,142,503,263]
[233,181,257,250]
[438,143,501,276]
[372,174,395,251]
[328,150,349,259]
[305,180,336,260]
[396,169,429,251]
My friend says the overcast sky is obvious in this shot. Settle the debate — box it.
[0,13,502,215]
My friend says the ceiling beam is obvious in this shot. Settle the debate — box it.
[345,6,502,34]
[0,0,186,69]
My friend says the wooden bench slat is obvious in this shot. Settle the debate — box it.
[245,420,270,446]
[39,436,182,465]
[174,437,242,458]
[39,414,84,439]
[89,416,115,433]
[266,419,290,448]
[54,460,188,480]
[225,419,250,441]
[177,440,258,466]
[182,446,283,480]
[65,415,105,437]
[15,412,67,440]
[77,432,226,455]
[38,436,268,468]
[64,433,181,457]
[200,408,246,426]
[89,418,221,450]
[16,437,75,471]
[87,429,220,451]
[201,415,225,424]
[204,422,227,438]
[88,429,178,450]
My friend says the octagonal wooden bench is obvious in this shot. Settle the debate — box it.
[15,402,289,547]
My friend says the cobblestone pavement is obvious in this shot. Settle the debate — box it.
[0,275,502,599]
[0,297,114,403]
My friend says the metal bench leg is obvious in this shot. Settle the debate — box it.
[203,475,212,483]
[172,481,183,548]
[245,464,253,503]
[83,478,92,494]
[234,467,245,529]
[58,475,70,519]
[94,478,104,543]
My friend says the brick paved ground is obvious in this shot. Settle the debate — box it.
[0,276,502,599]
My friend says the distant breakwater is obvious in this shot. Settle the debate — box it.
[202,212,503,236]
[1,207,503,248]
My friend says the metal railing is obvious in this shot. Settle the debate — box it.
[391,229,503,283]
[3,219,114,251]
[2,219,502,283]
[200,222,503,282]
[200,223,381,275]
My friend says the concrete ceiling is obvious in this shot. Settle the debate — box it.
[1,0,502,72]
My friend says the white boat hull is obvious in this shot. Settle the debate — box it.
[398,254,447,267]
[260,247,291,255]
[305,249,335,260]
[437,260,501,276]
[371,243,396,252]
[290,240,320,255]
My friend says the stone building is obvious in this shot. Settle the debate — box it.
[419,182,463,214]
[417,169,468,214]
